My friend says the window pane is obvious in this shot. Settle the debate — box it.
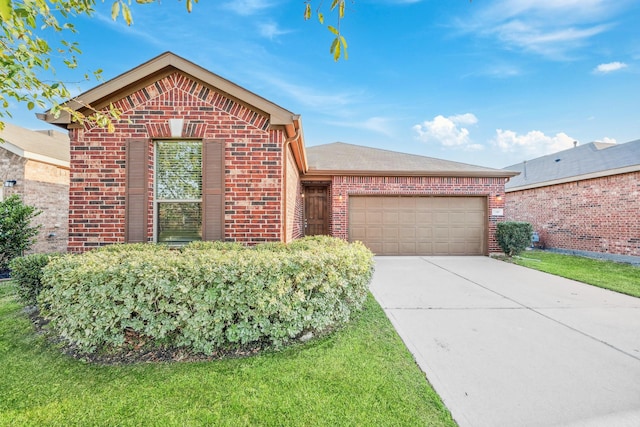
[156,141,202,200]
[157,202,202,243]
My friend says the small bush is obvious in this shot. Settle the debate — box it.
[39,237,375,356]
[0,195,42,271]
[9,253,60,306]
[496,221,534,256]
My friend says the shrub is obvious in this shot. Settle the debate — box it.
[9,253,60,306]
[0,195,41,271]
[39,237,375,355]
[496,221,534,256]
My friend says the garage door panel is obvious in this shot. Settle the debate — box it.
[383,227,399,239]
[366,226,383,240]
[416,212,433,224]
[435,212,450,224]
[450,212,466,224]
[399,211,416,224]
[383,242,399,254]
[382,198,399,209]
[383,212,399,224]
[397,197,416,209]
[399,242,416,254]
[434,227,449,238]
[416,227,433,239]
[350,226,367,241]
[349,196,486,256]
[399,226,416,239]
[366,211,383,224]
[351,211,367,225]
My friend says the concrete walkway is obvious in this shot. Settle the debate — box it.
[370,256,640,427]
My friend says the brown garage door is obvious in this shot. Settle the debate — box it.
[349,196,486,255]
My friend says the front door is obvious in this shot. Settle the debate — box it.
[304,185,329,236]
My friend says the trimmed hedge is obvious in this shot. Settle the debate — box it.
[39,237,374,355]
[496,221,534,256]
[9,253,60,306]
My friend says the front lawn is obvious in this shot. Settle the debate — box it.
[513,251,640,298]
[0,281,454,426]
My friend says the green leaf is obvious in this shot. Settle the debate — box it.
[327,25,339,36]
[304,3,311,20]
[330,37,340,61]
[318,12,324,24]
[0,0,12,21]
[27,101,34,110]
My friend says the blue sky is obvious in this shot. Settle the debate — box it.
[11,0,640,168]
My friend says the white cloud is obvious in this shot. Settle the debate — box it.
[458,0,631,59]
[492,129,576,157]
[328,116,395,136]
[223,0,274,16]
[258,22,292,40]
[413,113,482,150]
[600,137,617,144]
[593,62,628,74]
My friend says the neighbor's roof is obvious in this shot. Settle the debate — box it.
[0,123,69,167]
[305,142,518,178]
[504,139,640,192]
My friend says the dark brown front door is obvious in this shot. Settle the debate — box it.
[304,185,329,236]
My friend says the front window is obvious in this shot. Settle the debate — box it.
[155,140,203,244]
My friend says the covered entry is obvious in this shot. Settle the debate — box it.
[349,196,486,255]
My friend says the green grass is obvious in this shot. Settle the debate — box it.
[513,251,640,298]
[0,281,454,427]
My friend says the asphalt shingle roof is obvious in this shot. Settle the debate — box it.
[0,123,69,164]
[504,139,640,191]
[306,142,516,177]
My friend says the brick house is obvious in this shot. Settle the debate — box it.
[40,52,516,256]
[504,140,640,262]
[0,123,70,253]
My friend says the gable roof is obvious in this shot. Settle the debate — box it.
[0,123,69,167]
[305,142,518,178]
[39,52,299,128]
[504,139,640,191]
[37,51,307,172]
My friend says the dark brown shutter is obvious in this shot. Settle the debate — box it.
[202,139,224,241]
[125,139,149,243]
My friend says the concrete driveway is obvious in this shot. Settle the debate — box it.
[370,256,640,427]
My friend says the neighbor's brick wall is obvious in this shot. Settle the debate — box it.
[330,176,507,254]
[505,172,640,257]
[68,71,285,252]
[23,160,69,254]
[0,150,69,254]
[0,149,24,201]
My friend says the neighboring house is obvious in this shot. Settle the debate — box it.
[504,140,640,262]
[0,123,70,253]
[39,52,516,256]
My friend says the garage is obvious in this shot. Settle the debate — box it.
[349,196,487,255]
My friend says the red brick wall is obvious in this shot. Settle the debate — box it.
[285,145,303,242]
[68,72,285,252]
[330,176,507,253]
[505,172,640,257]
